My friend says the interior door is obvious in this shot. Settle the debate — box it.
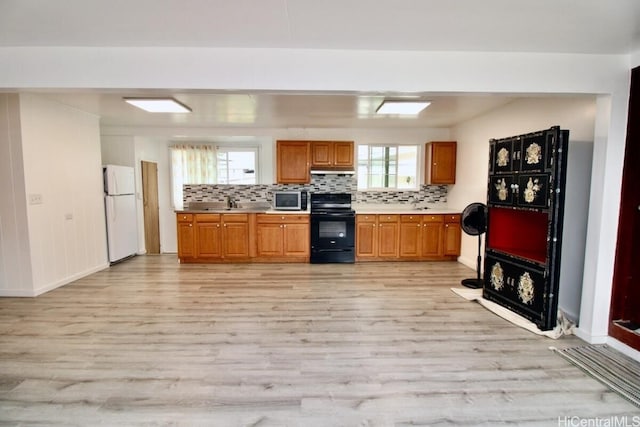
[142,161,161,254]
[609,66,640,349]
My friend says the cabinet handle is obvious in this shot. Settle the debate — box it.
[417,224,421,227]
[189,224,192,227]
[224,224,227,227]
[284,224,287,228]
[217,224,220,228]
[280,225,283,228]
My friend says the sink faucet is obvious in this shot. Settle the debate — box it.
[409,196,419,209]
[225,195,234,208]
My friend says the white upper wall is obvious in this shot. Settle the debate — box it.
[0,94,34,296]
[18,94,108,295]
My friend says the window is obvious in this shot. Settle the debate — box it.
[217,147,257,185]
[170,144,258,208]
[357,144,419,190]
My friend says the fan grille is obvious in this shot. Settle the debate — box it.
[461,203,487,236]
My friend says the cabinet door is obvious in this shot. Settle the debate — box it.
[177,222,195,258]
[488,175,516,206]
[428,142,457,184]
[333,141,354,168]
[516,173,550,209]
[377,215,399,258]
[356,216,377,258]
[443,215,461,256]
[283,223,310,256]
[520,132,549,172]
[483,251,548,328]
[311,141,333,167]
[422,215,443,258]
[493,139,521,173]
[277,141,310,184]
[256,223,284,257]
[196,222,223,258]
[399,215,422,258]
[223,222,250,258]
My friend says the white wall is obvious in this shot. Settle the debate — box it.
[101,135,135,167]
[0,94,34,296]
[17,94,108,295]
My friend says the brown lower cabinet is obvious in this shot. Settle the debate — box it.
[177,212,459,263]
[356,214,400,260]
[358,213,460,261]
[177,213,251,262]
[256,214,310,262]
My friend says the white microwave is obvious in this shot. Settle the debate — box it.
[273,191,308,211]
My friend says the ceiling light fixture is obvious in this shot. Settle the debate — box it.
[123,97,192,113]
[376,100,431,115]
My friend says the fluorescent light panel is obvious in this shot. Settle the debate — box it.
[376,100,431,115]
[124,97,191,113]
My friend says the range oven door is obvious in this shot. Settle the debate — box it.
[310,212,355,263]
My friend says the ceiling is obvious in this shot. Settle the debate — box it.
[37,91,523,129]
[3,1,638,131]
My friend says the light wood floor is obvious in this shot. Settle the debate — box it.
[1,256,638,426]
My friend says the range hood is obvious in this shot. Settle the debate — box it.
[310,169,356,175]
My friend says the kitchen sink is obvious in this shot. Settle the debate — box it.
[186,201,271,212]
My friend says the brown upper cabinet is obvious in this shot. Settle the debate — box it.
[276,140,311,184]
[425,141,457,184]
[311,141,354,169]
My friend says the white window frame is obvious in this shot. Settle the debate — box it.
[357,144,421,191]
[216,146,259,185]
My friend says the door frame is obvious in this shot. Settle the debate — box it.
[609,66,640,349]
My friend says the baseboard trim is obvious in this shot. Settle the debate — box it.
[607,336,640,362]
[573,327,608,344]
[30,263,110,297]
[0,263,109,298]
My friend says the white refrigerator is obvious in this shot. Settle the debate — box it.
[104,165,138,264]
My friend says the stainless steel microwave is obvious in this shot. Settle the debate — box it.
[273,191,308,211]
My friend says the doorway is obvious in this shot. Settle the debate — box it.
[142,161,161,254]
[609,66,640,349]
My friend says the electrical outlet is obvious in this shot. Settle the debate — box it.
[65,213,73,220]
[28,194,43,205]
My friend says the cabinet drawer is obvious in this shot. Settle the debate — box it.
[194,213,221,222]
[422,214,444,223]
[378,215,399,223]
[257,214,308,223]
[177,213,193,222]
[444,214,461,223]
[357,215,377,223]
[221,213,249,222]
[400,215,422,223]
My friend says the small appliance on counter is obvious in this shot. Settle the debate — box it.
[103,165,138,264]
[273,191,308,211]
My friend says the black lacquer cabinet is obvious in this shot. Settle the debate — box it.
[483,126,571,331]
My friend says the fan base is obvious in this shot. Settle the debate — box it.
[461,278,484,289]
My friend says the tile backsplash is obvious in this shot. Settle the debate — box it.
[183,174,448,205]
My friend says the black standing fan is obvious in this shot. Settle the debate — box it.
[460,202,488,289]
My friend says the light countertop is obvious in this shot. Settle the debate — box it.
[177,204,459,215]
